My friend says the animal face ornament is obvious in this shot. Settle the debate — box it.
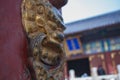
[21,0,66,80]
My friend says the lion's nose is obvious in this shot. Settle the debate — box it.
[52,32,64,42]
[57,33,64,42]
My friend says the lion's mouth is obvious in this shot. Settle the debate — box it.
[40,55,61,68]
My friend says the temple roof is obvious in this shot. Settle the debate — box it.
[64,10,120,35]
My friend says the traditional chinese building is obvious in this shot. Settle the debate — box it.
[64,10,120,78]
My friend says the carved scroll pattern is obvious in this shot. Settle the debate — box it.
[21,0,66,80]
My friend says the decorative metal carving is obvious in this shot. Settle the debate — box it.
[21,0,66,80]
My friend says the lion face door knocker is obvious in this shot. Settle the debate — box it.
[21,0,66,79]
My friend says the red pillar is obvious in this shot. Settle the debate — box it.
[0,0,30,80]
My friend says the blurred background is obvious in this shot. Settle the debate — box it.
[62,0,120,80]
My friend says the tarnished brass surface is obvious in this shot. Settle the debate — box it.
[21,0,66,80]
